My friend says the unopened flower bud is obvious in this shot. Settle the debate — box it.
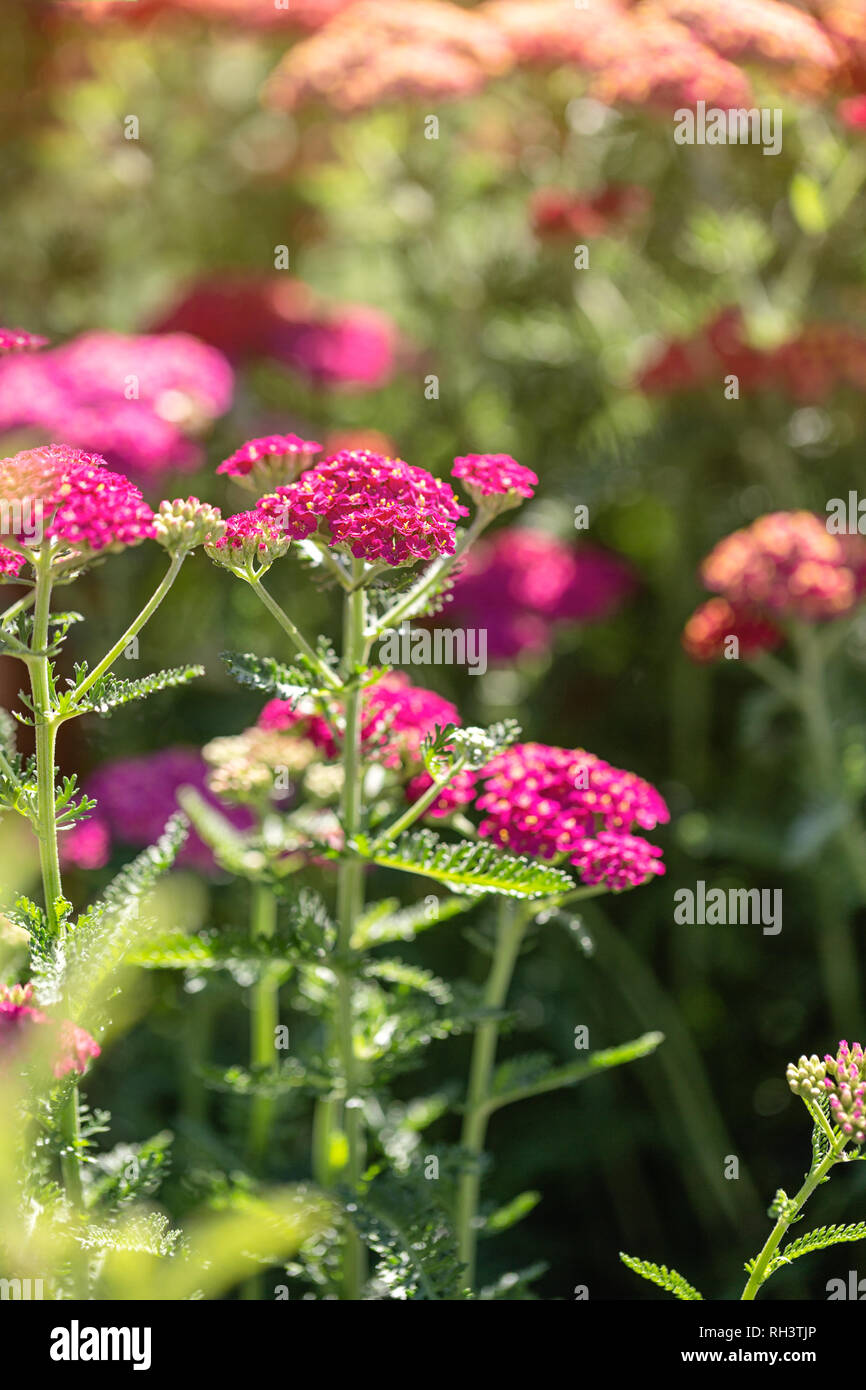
[786,1053,827,1102]
[155,497,225,554]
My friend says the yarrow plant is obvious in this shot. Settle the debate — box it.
[623,1039,866,1301]
[0,443,220,1209]
[116,438,671,1299]
[682,511,866,1030]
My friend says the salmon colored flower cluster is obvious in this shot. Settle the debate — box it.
[701,512,866,621]
[264,0,513,113]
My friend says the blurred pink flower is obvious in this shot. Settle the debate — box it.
[62,748,254,876]
[0,332,233,481]
[445,527,635,662]
[682,596,783,663]
[0,327,48,354]
[152,276,397,390]
[531,184,652,240]
[0,984,100,1078]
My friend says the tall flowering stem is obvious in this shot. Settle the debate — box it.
[334,565,367,1299]
[247,879,279,1166]
[26,550,83,1204]
[455,896,526,1286]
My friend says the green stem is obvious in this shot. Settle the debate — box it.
[69,552,186,710]
[740,1145,841,1300]
[333,572,367,1299]
[248,575,340,689]
[247,881,279,1168]
[28,554,83,1207]
[791,624,865,1030]
[455,898,526,1290]
[370,756,467,850]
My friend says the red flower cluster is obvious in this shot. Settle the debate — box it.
[0,445,156,556]
[264,0,514,112]
[637,309,866,402]
[258,450,467,565]
[682,596,783,663]
[531,185,652,240]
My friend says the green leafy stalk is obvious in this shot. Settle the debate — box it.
[333,568,367,1299]
[455,897,526,1289]
[25,552,83,1206]
[741,1134,847,1299]
[68,551,187,710]
[247,881,280,1167]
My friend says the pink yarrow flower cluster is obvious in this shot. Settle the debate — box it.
[218,433,322,490]
[452,453,538,513]
[0,984,100,1078]
[473,742,668,891]
[258,450,467,565]
[0,445,155,559]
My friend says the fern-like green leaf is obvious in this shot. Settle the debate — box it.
[346,1173,470,1300]
[620,1252,704,1300]
[484,1032,664,1115]
[766,1222,866,1278]
[64,665,204,718]
[350,894,471,949]
[358,829,574,899]
[221,650,333,703]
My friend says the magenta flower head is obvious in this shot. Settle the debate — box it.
[452,453,538,516]
[701,512,866,622]
[258,450,467,566]
[205,509,291,575]
[217,433,322,494]
[474,742,668,891]
[0,444,155,568]
[0,327,48,354]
